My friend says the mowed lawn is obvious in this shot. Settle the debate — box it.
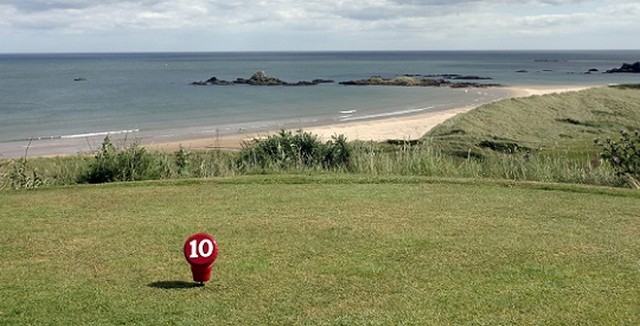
[1,176,639,325]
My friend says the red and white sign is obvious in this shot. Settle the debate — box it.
[183,233,218,283]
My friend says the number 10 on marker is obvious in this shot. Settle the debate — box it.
[183,233,218,283]
[188,238,214,258]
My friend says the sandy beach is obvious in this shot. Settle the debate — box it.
[148,85,595,153]
[0,85,595,159]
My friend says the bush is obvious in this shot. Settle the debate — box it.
[8,158,43,190]
[78,136,164,184]
[323,134,351,170]
[175,146,190,176]
[595,129,640,188]
[239,130,352,171]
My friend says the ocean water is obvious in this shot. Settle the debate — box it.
[1,51,639,157]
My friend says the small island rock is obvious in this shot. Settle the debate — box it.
[192,71,334,86]
[339,76,500,88]
[605,62,640,73]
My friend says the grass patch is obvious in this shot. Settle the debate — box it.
[611,84,640,90]
[1,176,639,324]
[427,86,640,156]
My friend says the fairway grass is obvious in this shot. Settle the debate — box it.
[1,176,639,325]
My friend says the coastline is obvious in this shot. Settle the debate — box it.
[148,85,596,152]
[0,85,597,159]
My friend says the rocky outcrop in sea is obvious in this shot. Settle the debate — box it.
[422,74,493,80]
[605,62,640,73]
[192,71,334,86]
[339,76,501,88]
[192,71,500,88]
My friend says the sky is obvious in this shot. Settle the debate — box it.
[1,0,639,53]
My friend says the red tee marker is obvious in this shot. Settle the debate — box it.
[183,233,219,284]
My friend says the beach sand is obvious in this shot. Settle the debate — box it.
[148,85,595,152]
[0,85,595,158]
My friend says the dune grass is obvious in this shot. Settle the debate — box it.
[1,175,639,325]
[427,85,640,157]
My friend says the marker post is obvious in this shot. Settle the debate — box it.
[183,233,219,285]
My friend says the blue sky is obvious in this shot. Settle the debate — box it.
[0,0,639,53]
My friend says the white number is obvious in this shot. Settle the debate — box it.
[188,239,214,258]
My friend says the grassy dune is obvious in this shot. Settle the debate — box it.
[1,176,639,325]
[427,85,640,156]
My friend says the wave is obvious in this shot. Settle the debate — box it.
[3,129,141,143]
[60,129,140,139]
[339,107,433,122]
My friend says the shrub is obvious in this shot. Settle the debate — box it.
[478,140,530,153]
[595,129,640,188]
[8,158,43,189]
[78,136,163,184]
[175,146,190,176]
[239,130,352,171]
[323,134,351,170]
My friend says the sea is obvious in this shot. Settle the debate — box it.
[1,50,639,158]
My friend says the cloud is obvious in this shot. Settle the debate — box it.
[0,1,589,29]
[1,0,214,31]
[0,0,639,51]
[0,1,621,29]
[1,0,94,13]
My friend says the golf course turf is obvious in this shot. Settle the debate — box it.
[1,176,638,324]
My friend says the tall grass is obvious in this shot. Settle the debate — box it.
[0,138,622,189]
[348,140,619,185]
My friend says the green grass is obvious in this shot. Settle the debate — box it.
[1,175,639,325]
[427,85,640,156]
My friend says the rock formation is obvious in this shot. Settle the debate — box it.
[422,74,493,80]
[191,76,232,86]
[605,62,640,73]
[339,76,500,88]
[192,71,334,86]
[192,71,499,88]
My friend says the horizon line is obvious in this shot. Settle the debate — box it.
[2,49,640,56]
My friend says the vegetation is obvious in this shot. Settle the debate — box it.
[595,129,640,188]
[239,130,351,172]
[425,85,640,187]
[1,85,639,189]
[1,137,623,189]
[6,158,43,190]
[427,86,640,158]
[1,176,639,325]
[77,136,164,184]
